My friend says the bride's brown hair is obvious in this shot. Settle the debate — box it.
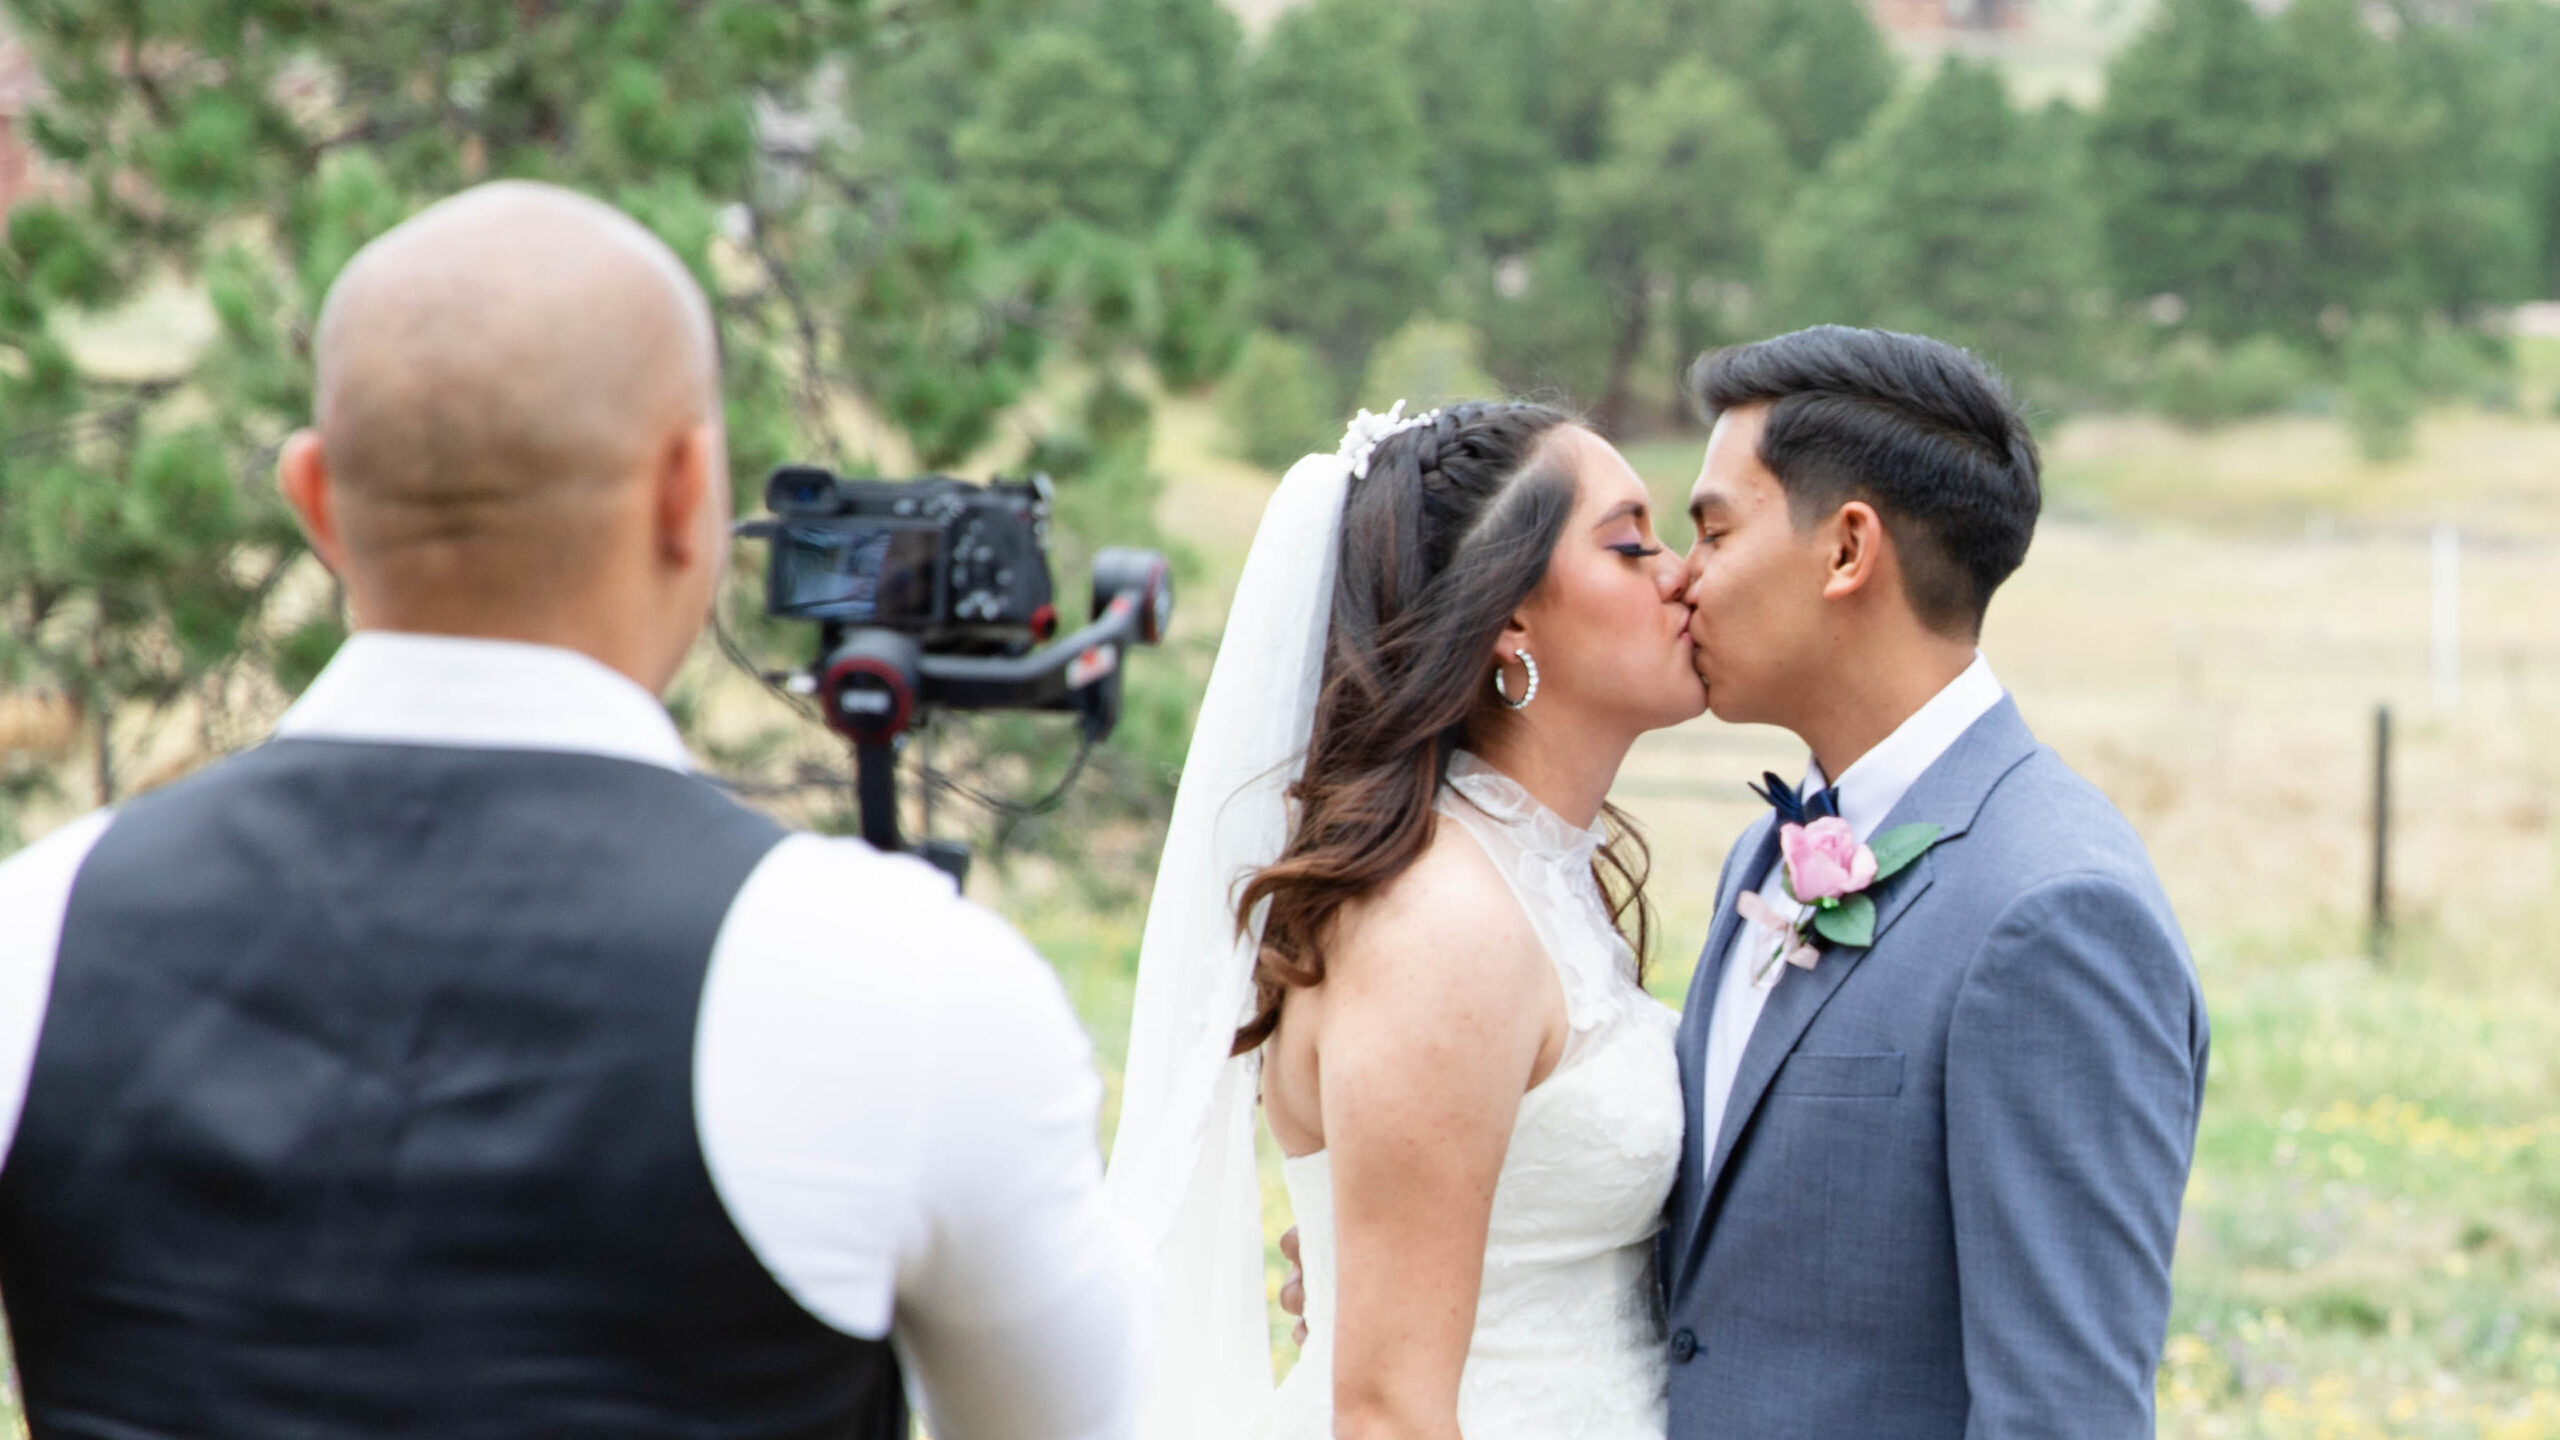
[1230,402,1656,1056]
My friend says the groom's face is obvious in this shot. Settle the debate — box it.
[1681,405,1832,726]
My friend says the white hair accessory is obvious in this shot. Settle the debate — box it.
[1336,400,1443,480]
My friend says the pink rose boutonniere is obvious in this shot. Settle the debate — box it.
[1738,817,1942,987]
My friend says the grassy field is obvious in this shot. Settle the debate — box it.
[993,373,2560,1436]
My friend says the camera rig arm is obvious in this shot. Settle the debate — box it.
[807,548,1174,883]
[815,547,1172,745]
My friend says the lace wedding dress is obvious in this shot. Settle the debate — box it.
[1261,753,1684,1440]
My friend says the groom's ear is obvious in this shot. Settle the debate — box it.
[1820,500,1892,605]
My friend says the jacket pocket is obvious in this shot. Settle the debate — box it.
[1769,1050,1905,1098]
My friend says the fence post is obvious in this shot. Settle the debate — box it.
[2370,704,2393,961]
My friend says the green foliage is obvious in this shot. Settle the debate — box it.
[1359,318,1501,413]
[1811,892,1875,948]
[1073,0,1242,193]
[1710,0,1899,177]
[1473,243,1622,410]
[2491,2,2560,299]
[1189,0,1442,376]
[1866,822,1940,883]
[2144,333,2319,430]
[1770,59,2098,395]
[2089,0,2341,341]
[1220,331,1339,471]
[954,30,1170,241]
[1147,219,1258,391]
[2344,314,2421,462]
[2411,319,2513,410]
[1554,55,1789,432]
[1439,0,1890,426]
[2090,0,2544,346]
[1402,0,1569,255]
[1451,45,1795,426]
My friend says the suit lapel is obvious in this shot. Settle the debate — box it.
[1670,814,1777,1273]
[1678,698,2043,1279]
[1685,817,1778,1046]
[1695,856,1934,1202]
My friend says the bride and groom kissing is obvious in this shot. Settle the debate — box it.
[1108,325,2211,1440]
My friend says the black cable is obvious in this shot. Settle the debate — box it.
[712,599,821,725]
[917,729,1096,818]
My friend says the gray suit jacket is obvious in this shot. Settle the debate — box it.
[1660,698,2208,1439]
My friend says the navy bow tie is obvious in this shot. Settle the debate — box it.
[1749,771,1840,826]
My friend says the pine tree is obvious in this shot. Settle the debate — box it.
[1403,0,1568,256]
[1075,0,1242,198]
[2434,0,2560,306]
[2086,0,2307,340]
[2087,0,2536,343]
[954,30,1171,242]
[1770,59,2100,392]
[1553,56,1790,433]
[1187,0,1442,383]
[1720,0,1899,176]
[1543,0,1891,177]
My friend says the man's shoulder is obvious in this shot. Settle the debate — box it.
[0,810,118,933]
[1964,745,2160,889]
[0,810,113,876]
[1936,746,2194,985]
[721,832,1075,1029]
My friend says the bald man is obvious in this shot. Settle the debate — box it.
[0,183,1142,1440]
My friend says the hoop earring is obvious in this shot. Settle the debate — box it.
[1493,649,1538,710]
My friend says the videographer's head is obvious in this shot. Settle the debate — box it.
[278,181,728,692]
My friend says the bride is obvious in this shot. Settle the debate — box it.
[1108,400,1705,1440]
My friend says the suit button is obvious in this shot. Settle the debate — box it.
[1670,1328,1698,1363]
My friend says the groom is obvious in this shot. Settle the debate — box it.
[1661,325,2206,1438]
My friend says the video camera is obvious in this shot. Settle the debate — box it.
[737,466,1176,882]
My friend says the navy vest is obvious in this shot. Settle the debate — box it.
[0,739,906,1440]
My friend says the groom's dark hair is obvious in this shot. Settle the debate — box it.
[1689,326,2040,637]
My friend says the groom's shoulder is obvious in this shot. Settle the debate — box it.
[1940,744,2197,983]
[1964,743,2166,899]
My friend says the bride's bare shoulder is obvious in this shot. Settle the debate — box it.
[1326,816,1544,1000]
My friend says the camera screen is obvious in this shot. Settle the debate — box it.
[771,523,944,623]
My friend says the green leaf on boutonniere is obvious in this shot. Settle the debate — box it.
[1867,823,1943,883]
[1812,892,1876,948]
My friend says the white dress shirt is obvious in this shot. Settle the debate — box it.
[0,631,1143,1440]
[1698,654,2006,1162]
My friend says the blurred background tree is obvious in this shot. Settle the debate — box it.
[0,0,1239,850]
[6,0,2560,836]
[1770,59,2098,398]
[1187,0,1440,382]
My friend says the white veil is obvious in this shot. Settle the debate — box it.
[1106,406,1437,1440]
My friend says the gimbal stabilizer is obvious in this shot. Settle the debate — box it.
[801,548,1174,885]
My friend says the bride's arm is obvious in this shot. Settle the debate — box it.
[1315,840,1558,1440]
